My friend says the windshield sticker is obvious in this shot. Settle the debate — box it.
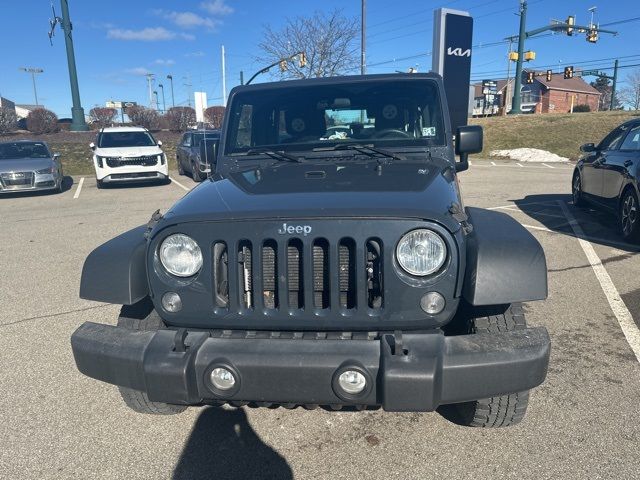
[422,127,436,137]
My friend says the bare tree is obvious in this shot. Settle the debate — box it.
[90,107,117,128]
[619,69,640,111]
[26,108,59,134]
[204,106,225,128]
[126,105,160,130]
[0,108,18,134]
[165,107,196,131]
[257,9,359,79]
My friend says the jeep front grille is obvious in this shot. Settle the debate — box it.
[212,237,383,314]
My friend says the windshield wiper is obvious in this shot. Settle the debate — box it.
[313,143,405,161]
[243,148,303,163]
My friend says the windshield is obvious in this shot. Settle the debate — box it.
[0,142,50,160]
[98,131,157,148]
[225,79,445,155]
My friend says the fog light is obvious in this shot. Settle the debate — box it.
[161,292,182,312]
[421,292,445,314]
[338,370,367,395]
[210,367,236,391]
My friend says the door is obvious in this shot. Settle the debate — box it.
[601,124,640,208]
[583,126,627,200]
[177,133,191,168]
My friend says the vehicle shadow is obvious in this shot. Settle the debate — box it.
[511,193,640,254]
[98,179,172,190]
[172,407,293,480]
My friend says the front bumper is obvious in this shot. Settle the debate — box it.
[71,323,550,412]
[100,172,168,184]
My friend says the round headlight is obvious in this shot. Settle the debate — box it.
[159,234,203,277]
[396,229,446,276]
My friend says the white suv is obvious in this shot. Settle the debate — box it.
[90,126,168,188]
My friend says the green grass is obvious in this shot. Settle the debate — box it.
[470,110,640,160]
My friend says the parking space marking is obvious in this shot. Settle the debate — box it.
[517,162,524,168]
[73,177,84,199]
[542,163,555,169]
[559,200,640,363]
[488,200,558,211]
[169,176,190,192]
[491,161,496,166]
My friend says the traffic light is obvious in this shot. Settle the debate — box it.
[586,29,598,43]
[298,52,307,68]
[526,71,535,84]
[279,60,288,72]
[566,15,575,36]
[508,51,519,62]
[546,69,552,81]
[524,50,536,62]
[564,66,574,79]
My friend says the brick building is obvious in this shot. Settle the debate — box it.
[472,70,601,115]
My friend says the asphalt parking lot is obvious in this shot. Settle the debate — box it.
[1,160,639,480]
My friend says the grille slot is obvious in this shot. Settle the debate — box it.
[339,239,356,309]
[262,241,278,309]
[312,239,329,309]
[287,240,304,309]
[238,241,253,309]
[366,239,383,309]
[212,242,228,307]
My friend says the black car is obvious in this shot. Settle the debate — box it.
[71,73,550,427]
[572,118,640,242]
[176,129,221,182]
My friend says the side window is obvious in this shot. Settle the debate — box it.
[619,125,640,151]
[183,134,192,147]
[235,105,253,148]
[598,127,626,151]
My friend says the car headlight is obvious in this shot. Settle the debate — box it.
[36,167,53,174]
[95,156,104,168]
[159,234,203,277]
[396,229,447,276]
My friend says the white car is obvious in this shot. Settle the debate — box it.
[90,126,168,188]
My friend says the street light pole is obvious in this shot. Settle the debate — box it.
[19,67,44,106]
[158,83,166,113]
[361,0,366,76]
[166,75,175,108]
[58,0,88,130]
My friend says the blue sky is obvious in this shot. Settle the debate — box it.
[1,0,638,117]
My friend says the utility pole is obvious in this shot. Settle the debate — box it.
[361,0,366,76]
[183,75,193,107]
[19,67,44,106]
[510,0,527,115]
[153,91,159,111]
[611,59,618,110]
[166,75,175,108]
[503,39,513,114]
[48,0,88,130]
[145,73,154,108]
[240,70,244,86]
[221,45,227,107]
[158,83,166,113]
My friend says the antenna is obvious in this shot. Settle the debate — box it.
[48,4,62,46]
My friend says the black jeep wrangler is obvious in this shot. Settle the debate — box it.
[72,73,550,427]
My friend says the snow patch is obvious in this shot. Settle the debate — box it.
[489,148,569,163]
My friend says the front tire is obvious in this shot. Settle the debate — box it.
[177,157,184,175]
[572,170,586,207]
[620,188,640,243]
[439,303,531,428]
[116,298,187,415]
[96,178,104,189]
[191,161,203,182]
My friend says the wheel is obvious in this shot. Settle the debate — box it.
[56,176,64,193]
[116,298,187,415]
[191,161,203,182]
[572,170,586,207]
[620,188,640,243]
[177,156,184,175]
[96,178,104,189]
[438,303,531,428]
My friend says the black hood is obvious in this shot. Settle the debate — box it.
[162,159,462,232]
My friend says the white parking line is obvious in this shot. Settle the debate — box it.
[468,160,473,166]
[558,200,640,363]
[541,163,555,169]
[491,161,496,166]
[517,162,524,168]
[488,200,559,210]
[169,176,190,192]
[73,177,84,199]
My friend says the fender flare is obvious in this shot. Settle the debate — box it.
[463,207,547,306]
[79,225,149,305]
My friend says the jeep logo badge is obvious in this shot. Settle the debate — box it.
[278,223,312,236]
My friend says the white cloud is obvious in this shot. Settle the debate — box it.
[126,67,153,76]
[200,0,233,15]
[184,51,206,58]
[107,27,176,41]
[158,11,219,29]
[154,59,176,66]
[180,33,196,41]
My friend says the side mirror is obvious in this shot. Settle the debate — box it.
[580,143,596,153]
[455,125,483,172]
[199,139,219,174]
[157,140,163,147]
[89,142,96,150]
[53,153,61,159]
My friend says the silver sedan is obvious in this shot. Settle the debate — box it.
[0,140,64,194]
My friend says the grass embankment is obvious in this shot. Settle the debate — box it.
[2,110,639,175]
[470,110,639,160]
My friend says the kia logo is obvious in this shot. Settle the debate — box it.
[447,47,471,57]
